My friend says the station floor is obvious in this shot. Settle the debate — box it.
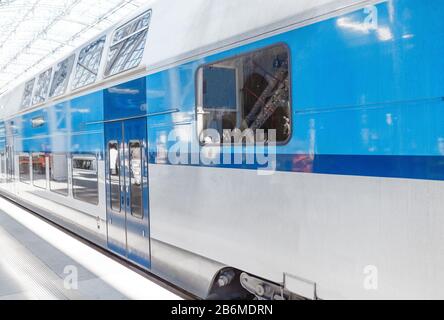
[0,197,180,300]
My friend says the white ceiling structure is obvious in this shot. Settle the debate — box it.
[0,0,149,96]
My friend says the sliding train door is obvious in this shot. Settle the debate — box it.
[105,118,150,268]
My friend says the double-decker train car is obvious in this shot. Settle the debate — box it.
[1,0,444,299]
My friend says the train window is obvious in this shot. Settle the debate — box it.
[0,153,4,182]
[21,78,35,109]
[49,55,76,98]
[104,10,152,77]
[129,141,143,219]
[72,36,106,90]
[72,156,99,205]
[49,153,69,196]
[31,116,45,128]
[196,44,291,145]
[108,142,121,212]
[32,153,47,189]
[32,68,52,105]
[19,154,30,184]
[6,146,14,182]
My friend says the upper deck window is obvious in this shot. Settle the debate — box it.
[49,54,75,98]
[32,68,52,105]
[196,44,292,145]
[21,78,35,109]
[104,10,152,77]
[72,36,106,90]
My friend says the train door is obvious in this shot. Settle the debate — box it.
[105,118,150,268]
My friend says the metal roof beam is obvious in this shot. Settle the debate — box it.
[0,0,82,73]
[0,0,146,95]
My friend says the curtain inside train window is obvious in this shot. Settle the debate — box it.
[72,36,106,90]
[203,67,237,111]
[32,68,52,105]
[105,10,152,77]
[21,78,35,109]
[49,55,76,98]
[197,44,291,145]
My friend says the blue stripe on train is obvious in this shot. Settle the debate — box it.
[312,154,444,181]
[148,153,444,181]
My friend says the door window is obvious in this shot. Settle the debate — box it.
[129,141,143,219]
[108,141,121,212]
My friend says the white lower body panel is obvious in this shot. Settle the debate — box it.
[149,164,444,299]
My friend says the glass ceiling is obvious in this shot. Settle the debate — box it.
[0,0,149,96]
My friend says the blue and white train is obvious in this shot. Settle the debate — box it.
[0,0,443,300]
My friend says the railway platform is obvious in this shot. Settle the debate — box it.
[0,197,180,300]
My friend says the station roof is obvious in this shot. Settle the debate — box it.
[0,0,148,95]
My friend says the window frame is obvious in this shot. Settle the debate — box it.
[32,68,53,105]
[21,78,35,109]
[195,42,293,147]
[49,153,69,197]
[108,141,121,213]
[111,12,150,46]
[18,153,31,184]
[104,10,152,77]
[71,154,99,206]
[31,152,47,190]
[128,140,143,219]
[72,36,107,90]
[0,152,4,181]
[49,54,76,98]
